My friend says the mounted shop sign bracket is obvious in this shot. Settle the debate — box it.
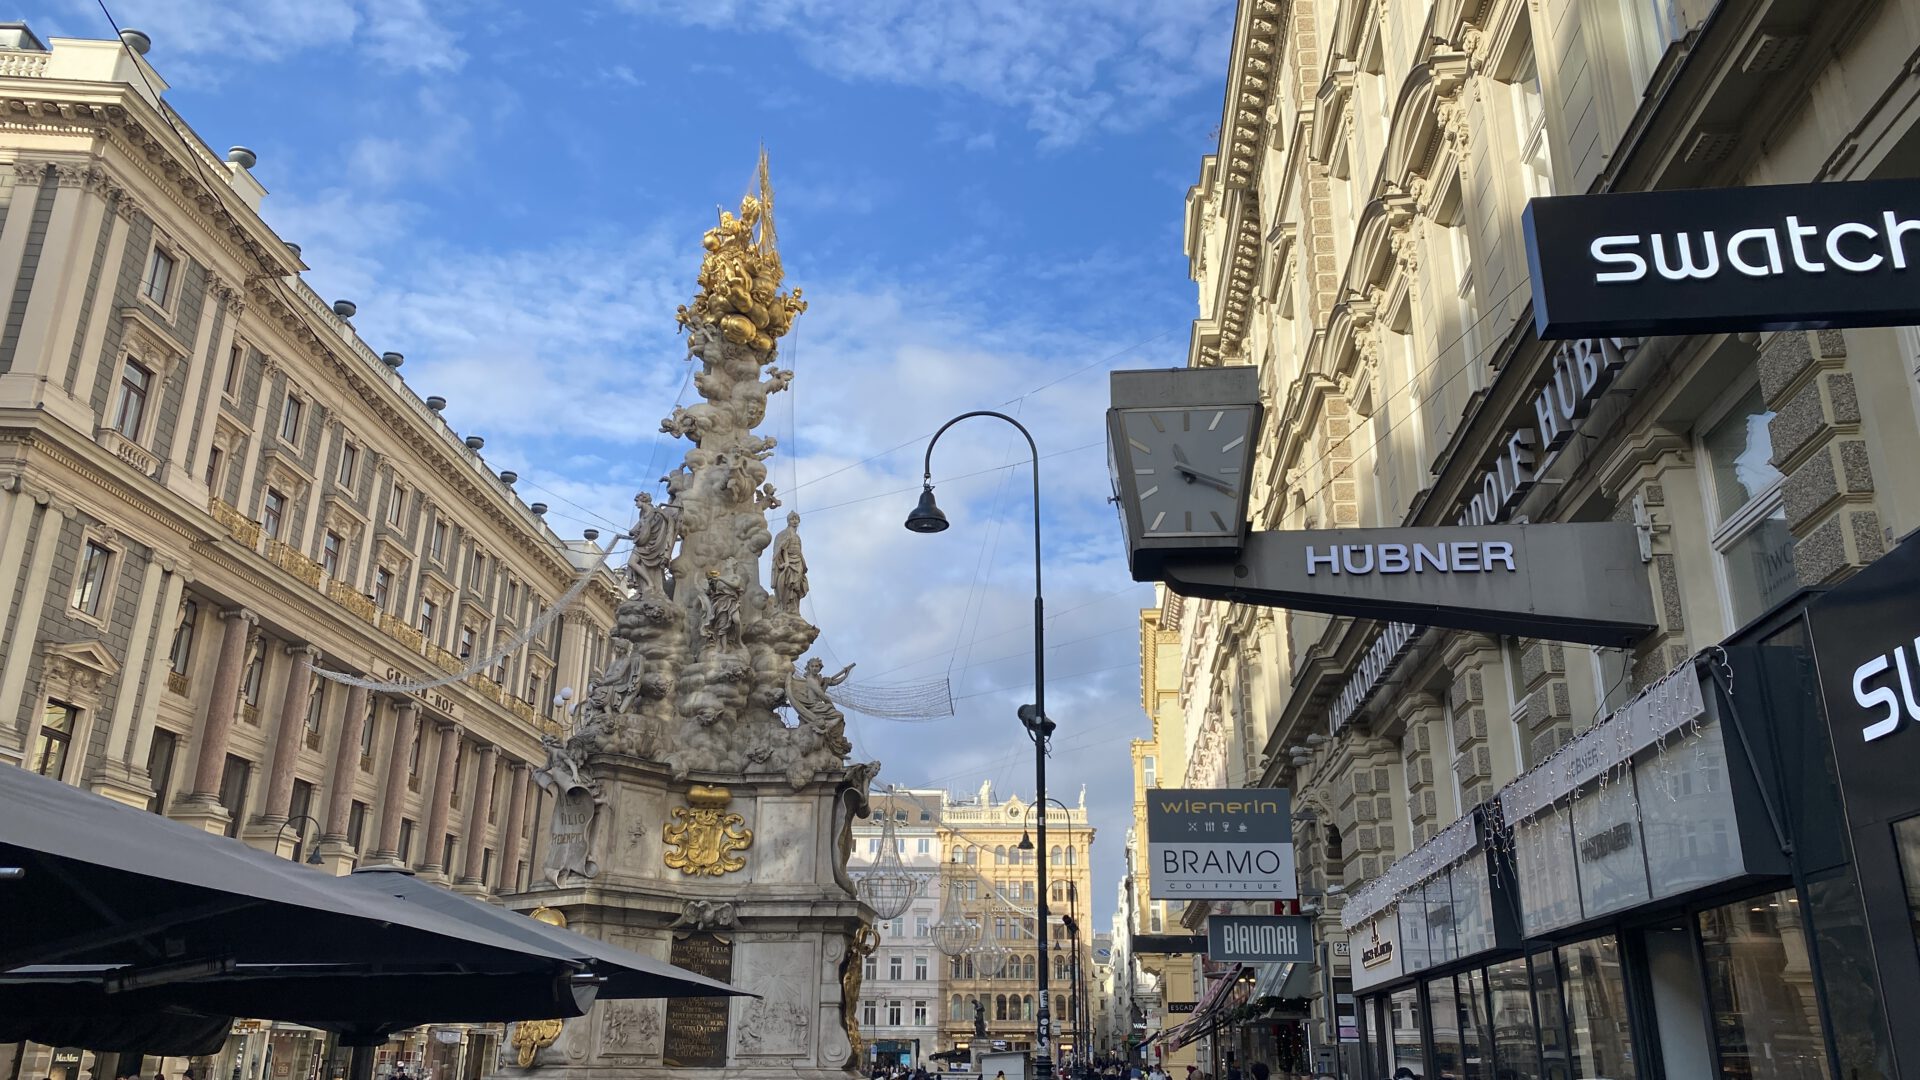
[1523,178,1920,338]
[1108,368,1658,648]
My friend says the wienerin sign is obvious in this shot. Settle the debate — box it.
[1523,179,1920,338]
[1145,788,1296,900]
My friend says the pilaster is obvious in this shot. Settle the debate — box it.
[1439,632,1511,808]
[1760,330,1884,585]
[0,491,71,762]
[85,551,170,808]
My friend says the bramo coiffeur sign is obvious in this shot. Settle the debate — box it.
[1145,788,1296,899]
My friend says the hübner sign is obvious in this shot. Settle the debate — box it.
[1306,540,1516,576]
[1524,178,1920,338]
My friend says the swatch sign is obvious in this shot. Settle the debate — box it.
[1523,179,1920,338]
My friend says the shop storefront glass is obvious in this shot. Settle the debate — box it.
[1896,814,1920,961]
[1530,953,1571,1080]
[1388,986,1423,1076]
[1456,969,1493,1080]
[1427,976,1464,1079]
[1515,812,1581,934]
[1636,716,1744,899]
[1559,937,1636,1079]
[1698,889,1830,1079]
[1487,958,1539,1079]
[1570,778,1649,918]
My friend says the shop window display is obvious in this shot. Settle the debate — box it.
[1531,952,1572,1080]
[1637,717,1745,898]
[1389,985,1424,1077]
[1559,936,1637,1079]
[1516,810,1582,934]
[1456,968,1493,1080]
[1488,957,1541,1078]
[1427,975,1465,1079]
[1698,889,1831,1079]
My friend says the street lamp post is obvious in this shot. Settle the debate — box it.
[275,814,326,866]
[1017,798,1084,1078]
[907,410,1056,1080]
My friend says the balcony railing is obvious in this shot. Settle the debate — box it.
[328,579,379,625]
[209,497,261,550]
[380,613,424,653]
[427,645,463,677]
[266,538,323,587]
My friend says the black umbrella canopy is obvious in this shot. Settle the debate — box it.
[0,765,578,971]
[335,867,744,1000]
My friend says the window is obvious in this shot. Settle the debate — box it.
[864,954,877,982]
[142,246,175,306]
[505,578,519,616]
[280,395,303,441]
[915,915,929,939]
[72,541,113,617]
[347,800,368,850]
[35,701,77,779]
[441,833,457,872]
[337,442,358,486]
[114,359,151,439]
[241,641,265,706]
[289,780,316,861]
[262,488,287,540]
[471,550,487,588]
[217,754,251,838]
[321,531,343,577]
[420,597,439,642]
[1623,0,1685,87]
[304,674,325,737]
[1701,384,1796,626]
[408,724,423,775]
[204,445,225,491]
[917,837,930,855]
[887,1000,902,1026]
[862,1001,877,1027]
[397,818,415,862]
[1508,40,1553,198]
[223,344,243,396]
[373,566,394,613]
[431,520,448,560]
[913,1000,927,1026]
[359,702,377,762]
[1142,755,1156,788]
[145,729,178,813]
[889,956,903,980]
[1051,845,1063,866]
[387,479,407,525]
[914,955,928,980]
[459,625,477,659]
[1450,219,1483,391]
[1698,890,1829,1079]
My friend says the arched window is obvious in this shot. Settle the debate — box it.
[995,995,1007,1021]
[965,847,977,865]
[951,995,963,1020]
[995,845,1007,865]
[951,956,963,979]
[1023,954,1037,980]
[964,955,976,979]
[1050,845,1063,866]
[1326,825,1344,863]
[1056,957,1069,979]
[1023,995,1035,1020]
[1052,883,1065,903]
[1066,846,1077,866]
[1055,994,1066,1020]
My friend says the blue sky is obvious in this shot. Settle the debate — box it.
[40,0,1234,928]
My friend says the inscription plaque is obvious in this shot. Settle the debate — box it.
[662,933,733,1067]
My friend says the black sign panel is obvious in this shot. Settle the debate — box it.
[662,934,733,1068]
[1206,915,1315,964]
[1523,179,1920,338]
[1807,534,1920,827]
[1131,934,1208,955]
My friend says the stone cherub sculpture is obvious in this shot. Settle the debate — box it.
[771,510,808,613]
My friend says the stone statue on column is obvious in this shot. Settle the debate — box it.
[771,511,808,614]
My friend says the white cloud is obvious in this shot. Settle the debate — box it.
[53,0,464,76]
[618,0,1233,147]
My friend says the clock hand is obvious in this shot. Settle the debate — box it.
[1172,462,1236,495]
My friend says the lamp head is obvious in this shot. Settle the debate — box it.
[1018,830,1034,851]
[904,484,949,533]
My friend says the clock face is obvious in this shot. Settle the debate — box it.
[1118,406,1254,538]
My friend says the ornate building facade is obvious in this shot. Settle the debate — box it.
[0,24,617,1080]
[848,788,948,1070]
[1158,0,1920,1075]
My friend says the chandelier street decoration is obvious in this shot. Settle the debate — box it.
[856,788,918,920]
[931,875,982,957]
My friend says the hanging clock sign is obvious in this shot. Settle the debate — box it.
[1107,366,1264,581]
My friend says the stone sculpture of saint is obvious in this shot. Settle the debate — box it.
[771,510,808,613]
[626,491,681,596]
[701,566,744,650]
[787,658,855,748]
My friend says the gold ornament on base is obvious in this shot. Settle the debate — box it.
[663,784,753,876]
[509,907,570,1066]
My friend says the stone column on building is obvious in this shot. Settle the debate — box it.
[186,287,244,488]
[232,358,278,514]
[1394,691,1452,847]
[86,551,173,807]
[0,492,72,766]
[417,719,462,878]
[67,191,136,418]
[368,702,419,865]
[457,743,500,893]
[176,608,258,833]
[1440,633,1513,810]
[253,644,321,845]
[0,163,46,326]
[496,761,530,892]
[13,165,106,422]
[315,682,371,873]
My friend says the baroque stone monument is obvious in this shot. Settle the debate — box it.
[505,155,879,1080]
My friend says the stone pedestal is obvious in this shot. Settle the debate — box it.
[503,756,870,1080]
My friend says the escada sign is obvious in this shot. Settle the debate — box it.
[1523,178,1920,338]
